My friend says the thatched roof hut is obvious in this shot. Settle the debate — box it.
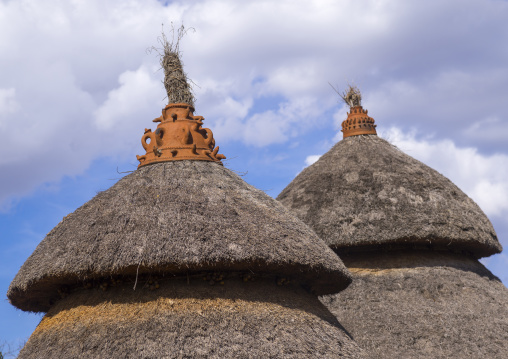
[277,87,508,358]
[8,37,365,358]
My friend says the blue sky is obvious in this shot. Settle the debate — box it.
[1,0,508,353]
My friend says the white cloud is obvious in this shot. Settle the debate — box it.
[332,106,349,142]
[463,116,508,147]
[94,65,163,131]
[0,0,507,209]
[380,127,508,218]
[0,0,180,206]
[366,67,508,152]
[0,88,19,116]
[241,96,324,147]
[305,155,321,166]
[193,80,253,143]
[243,110,287,146]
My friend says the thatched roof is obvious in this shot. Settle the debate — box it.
[277,135,501,258]
[9,160,351,312]
[321,250,508,359]
[18,278,365,358]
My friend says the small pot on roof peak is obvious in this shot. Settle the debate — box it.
[339,85,377,139]
[136,26,225,167]
[341,105,377,138]
[136,102,226,167]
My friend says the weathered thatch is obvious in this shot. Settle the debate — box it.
[9,28,368,358]
[277,135,501,258]
[9,160,351,312]
[321,251,508,359]
[277,118,508,357]
[18,278,364,358]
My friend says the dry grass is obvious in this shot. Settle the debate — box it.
[9,161,351,312]
[329,83,362,107]
[19,278,365,358]
[150,24,195,106]
[277,135,501,257]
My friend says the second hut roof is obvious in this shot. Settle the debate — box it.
[277,88,501,258]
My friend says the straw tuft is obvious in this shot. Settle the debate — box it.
[151,24,195,106]
[330,83,362,108]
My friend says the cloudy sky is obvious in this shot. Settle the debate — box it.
[1,0,508,352]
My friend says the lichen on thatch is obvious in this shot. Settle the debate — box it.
[321,251,508,359]
[151,24,195,106]
[17,278,365,358]
[277,135,501,257]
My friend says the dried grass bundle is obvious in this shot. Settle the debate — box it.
[330,83,362,108]
[151,25,195,106]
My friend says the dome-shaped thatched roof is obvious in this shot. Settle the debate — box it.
[9,160,351,312]
[277,134,501,258]
[277,94,508,357]
[10,35,363,357]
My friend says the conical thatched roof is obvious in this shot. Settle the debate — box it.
[277,134,501,258]
[9,34,367,358]
[277,92,508,358]
[8,160,351,312]
[9,30,353,313]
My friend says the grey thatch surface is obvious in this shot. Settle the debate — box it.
[9,161,351,312]
[321,250,508,359]
[19,278,365,358]
[277,135,501,257]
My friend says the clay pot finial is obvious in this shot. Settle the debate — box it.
[136,103,226,167]
[137,28,225,167]
[339,85,377,138]
[341,105,377,138]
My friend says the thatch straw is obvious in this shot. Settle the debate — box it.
[151,25,195,106]
[330,83,362,108]
[277,135,501,258]
[9,161,351,312]
[18,278,365,358]
[321,250,508,359]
